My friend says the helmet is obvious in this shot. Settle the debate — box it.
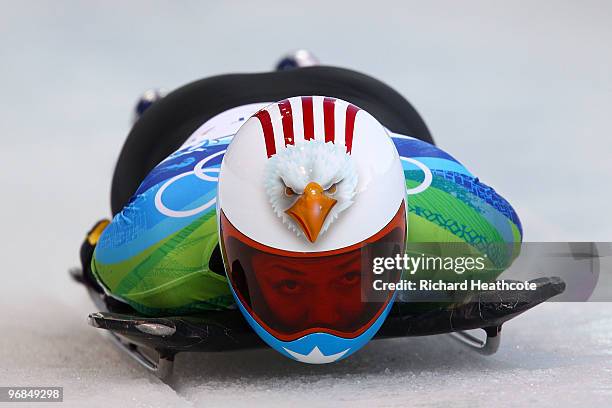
[217,96,407,363]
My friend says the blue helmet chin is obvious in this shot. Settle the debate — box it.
[229,283,397,364]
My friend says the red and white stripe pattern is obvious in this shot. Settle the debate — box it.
[253,96,361,158]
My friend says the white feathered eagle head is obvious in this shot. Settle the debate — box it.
[264,140,358,243]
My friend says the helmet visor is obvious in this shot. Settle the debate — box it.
[220,201,406,341]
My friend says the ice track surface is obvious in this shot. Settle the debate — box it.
[2,295,612,407]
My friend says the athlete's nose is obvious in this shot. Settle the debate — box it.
[306,291,341,327]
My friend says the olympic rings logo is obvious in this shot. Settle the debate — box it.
[154,150,225,218]
[400,157,433,195]
[154,150,432,218]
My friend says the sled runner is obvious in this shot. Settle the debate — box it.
[70,265,565,380]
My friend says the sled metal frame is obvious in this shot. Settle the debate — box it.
[450,326,501,355]
[89,312,176,380]
[88,316,504,381]
[92,322,503,381]
[107,330,175,379]
[73,266,565,381]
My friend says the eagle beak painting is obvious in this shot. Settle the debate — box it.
[285,181,338,242]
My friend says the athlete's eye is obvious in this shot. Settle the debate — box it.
[326,183,337,195]
[277,279,301,294]
[338,271,360,286]
[284,186,297,197]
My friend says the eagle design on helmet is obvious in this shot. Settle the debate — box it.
[258,97,361,243]
[264,140,358,242]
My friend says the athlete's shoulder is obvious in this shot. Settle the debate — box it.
[90,104,270,314]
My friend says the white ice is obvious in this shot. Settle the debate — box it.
[1,1,611,407]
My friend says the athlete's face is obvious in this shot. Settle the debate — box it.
[249,251,367,334]
[220,206,405,339]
